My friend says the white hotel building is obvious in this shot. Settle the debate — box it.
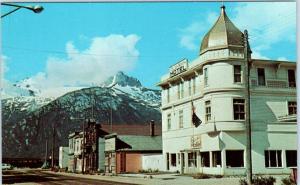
[157,6,297,175]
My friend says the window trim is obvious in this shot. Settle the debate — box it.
[257,68,266,86]
[288,69,296,88]
[264,150,283,168]
[179,110,183,128]
[205,100,211,122]
[287,101,297,115]
[233,98,245,120]
[167,114,171,130]
[204,68,208,87]
[233,65,242,84]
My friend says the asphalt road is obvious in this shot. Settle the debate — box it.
[2,169,137,185]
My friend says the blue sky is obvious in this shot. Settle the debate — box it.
[2,2,296,93]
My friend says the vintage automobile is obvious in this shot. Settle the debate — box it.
[2,163,13,170]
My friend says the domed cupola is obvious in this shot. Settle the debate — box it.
[200,5,244,56]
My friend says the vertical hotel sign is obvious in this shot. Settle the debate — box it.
[169,59,188,77]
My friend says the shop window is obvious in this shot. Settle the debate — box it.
[205,101,211,122]
[288,70,296,87]
[181,153,185,167]
[286,150,297,167]
[188,152,197,167]
[257,68,266,86]
[200,152,210,167]
[265,150,282,168]
[233,99,245,120]
[212,151,221,167]
[226,150,244,167]
[171,153,177,167]
[166,153,169,170]
[234,65,242,83]
[288,101,297,115]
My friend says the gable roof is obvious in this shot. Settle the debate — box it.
[116,135,162,152]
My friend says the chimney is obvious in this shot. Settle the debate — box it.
[150,120,155,137]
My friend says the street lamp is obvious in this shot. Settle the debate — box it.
[1,3,44,18]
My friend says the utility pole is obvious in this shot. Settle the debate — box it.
[45,140,48,166]
[51,124,55,169]
[244,30,252,184]
[82,120,85,174]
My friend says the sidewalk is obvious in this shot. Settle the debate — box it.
[44,171,241,185]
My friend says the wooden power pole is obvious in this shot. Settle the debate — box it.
[244,30,253,184]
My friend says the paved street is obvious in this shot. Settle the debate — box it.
[2,169,137,185]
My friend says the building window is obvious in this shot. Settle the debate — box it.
[212,151,221,167]
[180,82,184,99]
[179,110,183,128]
[204,68,208,86]
[181,153,185,167]
[200,152,210,167]
[192,77,196,94]
[166,153,170,170]
[288,101,297,115]
[265,150,282,168]
[177,153,180,165]
[286,150,297,167]
[167,114,171,130]
[171,153,177,167]
[205,100,211,122]
[257,68,266,86]
[288,70,296,87]
[167,88,170,103]
[226,150,244,167]
[234,65,242,83]
[177,84,180,99]
[188,152,197,167]
[188,80,192,96]
[233,99,245,120]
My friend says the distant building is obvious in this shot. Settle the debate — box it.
[104,121,162,174]
[59,147,69,169]
[157,6,296,175]
[68,131,79,172]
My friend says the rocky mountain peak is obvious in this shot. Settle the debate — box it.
[104,71,142,87]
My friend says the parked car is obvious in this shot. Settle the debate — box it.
[2,163,13,170]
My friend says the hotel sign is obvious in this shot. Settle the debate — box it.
[169,59,188,77]
[191,135,201,148]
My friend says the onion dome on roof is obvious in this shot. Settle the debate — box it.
[200,5,244,55]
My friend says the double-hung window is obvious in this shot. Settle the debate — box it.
[265,150,282,168]
[233,99,245,120]
[234,65,242,83]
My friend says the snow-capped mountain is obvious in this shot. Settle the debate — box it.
[2,72,161,159]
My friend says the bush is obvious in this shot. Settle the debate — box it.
[281,177,296,185]
[240,176,276,185]
[193,173,210,179]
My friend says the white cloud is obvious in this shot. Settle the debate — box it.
[179,14,216,51]
[178,2,296,59]
[251,50,269,60]
[277,57,288,61]
[28,34,140,89]
[232,2,296,56]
